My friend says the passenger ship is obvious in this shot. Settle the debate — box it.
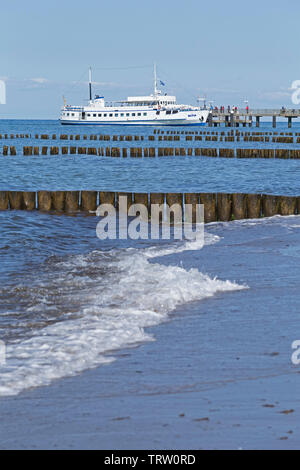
[60,66,209,126]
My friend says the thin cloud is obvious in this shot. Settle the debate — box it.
[29,78,49,84]
[259,90,291,100]
[197,87,242,94]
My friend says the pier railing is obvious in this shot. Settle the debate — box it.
[212,108,300,117]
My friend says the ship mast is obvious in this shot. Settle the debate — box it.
[89,66,92,101]
[154,63,158,97]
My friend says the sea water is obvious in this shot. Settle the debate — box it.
[0,120,299,448]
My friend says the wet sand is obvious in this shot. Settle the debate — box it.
[0,300,298,450]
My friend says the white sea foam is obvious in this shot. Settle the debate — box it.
[0,234,246,397]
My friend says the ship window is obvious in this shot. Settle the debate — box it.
[126,113,130,117]
[115,114,118,117]
[172,110,178,114]
[132,113,136,116]
[109,114,113,117]
[121,113,124,117]
[67,113,69,116]
[137,113,141,116]
[72,113,75,116]
[166,110,171,115]
[104,114,107,117]
[98,114,101,117]
[143,113,147,116]
[93,114,96,117]
[87,113,91,116]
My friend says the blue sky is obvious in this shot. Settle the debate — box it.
[1,0,300,118]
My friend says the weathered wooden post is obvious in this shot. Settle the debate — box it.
[217,193,232,221]
[65,191,80,212]
[117,192,132,212]
[262,194,280,217]
[22,192,36,210]
[166,193,183,223]
[150,193,165,225]
[150,193,164,206]
[38,191,52,211]
[247,194,261,219]
[134,193,149,211]
[232,193,247,219]
[9,191,23,210]
[166,193,183,209]
[99,192,116,207]
[51,191,65,211]
[185,193,200,223]
[279,196,297,216]
[0,191,9,210]
[200,193,217,222]
[81,191,97,212]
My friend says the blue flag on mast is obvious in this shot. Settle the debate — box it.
[160,80,165,86]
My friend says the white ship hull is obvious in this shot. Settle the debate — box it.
[60,109,209,126]
[61,117,208,126]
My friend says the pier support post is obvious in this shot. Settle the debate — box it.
[249,116,253,127]
[230,113,234,127]
[225,115,229,127]
[272,115,276,128]
[207,113,213,127]
[288,116,292,128]
[256,116,260,127]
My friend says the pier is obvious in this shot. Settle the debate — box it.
[209,108,300,128]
